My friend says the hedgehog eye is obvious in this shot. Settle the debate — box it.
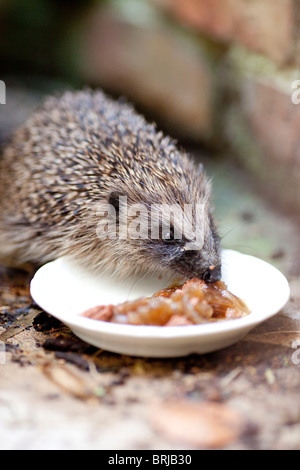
[162,227,175,243]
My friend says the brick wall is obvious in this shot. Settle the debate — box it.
[79,3,216,141]
[156,0,296,65]
[153,0,300,214]
[154,0,300,215]
[78,0,300,216]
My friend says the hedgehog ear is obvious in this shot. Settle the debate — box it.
[108,191,127,220]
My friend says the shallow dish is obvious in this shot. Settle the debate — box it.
[30,250,290,357]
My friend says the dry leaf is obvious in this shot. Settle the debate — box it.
[42,363,94,400]
[150,401,246,448]
[243,331,300,348]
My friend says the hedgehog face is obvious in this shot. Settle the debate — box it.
[106,190,221,282]
[144,218,222,282]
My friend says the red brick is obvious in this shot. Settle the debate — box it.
[79,6,214,140]
[223,73,300,215]
[160,0,233,38]
[158,0,295,64]
[242,78,300,165]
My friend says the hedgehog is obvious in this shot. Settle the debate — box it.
[0,89,221,282]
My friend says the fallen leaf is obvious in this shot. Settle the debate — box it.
[242,331,300,348]
[0,308,40,341]
[150,401,246,448]
[42,363,95,401]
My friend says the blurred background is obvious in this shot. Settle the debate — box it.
[0,0,300,218]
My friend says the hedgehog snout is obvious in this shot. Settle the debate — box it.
[202,265,222,283]
[170,248,222,283]
[186,263,222,283]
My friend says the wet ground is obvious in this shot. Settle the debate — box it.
[0,88,300,450]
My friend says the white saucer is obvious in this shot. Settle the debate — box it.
[30,250,290,358]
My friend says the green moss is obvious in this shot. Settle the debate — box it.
[228,45,300,90]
